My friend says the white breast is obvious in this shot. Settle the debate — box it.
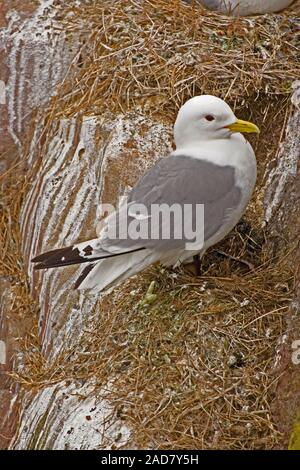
[199,0,294,15]
[172,134,257,256]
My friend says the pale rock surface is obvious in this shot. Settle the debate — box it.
[10,91,300,448]
[0,0,79,449]
[1,0,300,451]
[9,113,171,449]
[264,82,300,448]
[0,0,77,168]
[11,380,131,450]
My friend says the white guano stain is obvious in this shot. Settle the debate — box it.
[0,80,6,104]
[0,340,6,364]
[11,380,131,450]
[0,0,76,149]
[19,111,171,448]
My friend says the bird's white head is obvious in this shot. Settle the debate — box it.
[174,95,259,149]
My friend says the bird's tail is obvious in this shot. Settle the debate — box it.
[74,249,152,290]
[31,238,148,291]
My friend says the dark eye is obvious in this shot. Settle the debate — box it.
[205,115,215,121]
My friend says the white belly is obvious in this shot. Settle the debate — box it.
[200,0,294,15]
[166,135,257,266]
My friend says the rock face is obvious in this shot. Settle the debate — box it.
[8,93,300,448]
[0,279,20,449]
[12,380,132,450]
[9,113,171,449]
[1,0,300,451]
[195,0,294,15]
[22,114,171,356]
[0,0,75,170]
[0,0,78,449]
[264,82,300,448]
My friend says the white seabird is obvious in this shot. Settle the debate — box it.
[195,0,294,15]
[32,95,259,291]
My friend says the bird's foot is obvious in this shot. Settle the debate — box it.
[140,281,157,307]
[183,254,202,277]
[193,254,201,276]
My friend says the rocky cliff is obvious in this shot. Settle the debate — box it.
[1,0,300,449]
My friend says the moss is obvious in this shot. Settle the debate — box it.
[289,408,300,450]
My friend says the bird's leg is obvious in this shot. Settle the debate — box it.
[193,254,201,276]
[140,281,157,307]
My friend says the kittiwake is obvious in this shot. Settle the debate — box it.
[32,95,259,292]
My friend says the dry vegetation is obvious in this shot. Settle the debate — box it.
[53,0,300,119]
[0,164,33,310]
[12,241,295,449]
[1,0,300,449]
[0,164,39,366]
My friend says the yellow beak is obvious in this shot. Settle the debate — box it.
[226,118,260,134]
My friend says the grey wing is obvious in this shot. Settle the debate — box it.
[100,154,242,252]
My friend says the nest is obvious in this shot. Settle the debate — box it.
[12,241,294,449]
[2,0,300,449]
[53,0,300,119]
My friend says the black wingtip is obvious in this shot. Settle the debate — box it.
[74,263,96,289]
[31,245,146,273]
[31,255,43,263]
[31,247,72,263]
[33,263,46,270]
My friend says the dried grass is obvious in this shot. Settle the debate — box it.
[2,0,300,449]
[1,163,27,291]
[52,0,300,120]
[0,164,39,361]
[11,222,296,449]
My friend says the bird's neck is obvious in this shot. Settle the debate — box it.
[173,134,251,167]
